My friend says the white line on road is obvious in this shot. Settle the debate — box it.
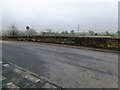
[0,41,11,44]
[32,46,64,53]
[39,48,64,53]
[46,48,64,53]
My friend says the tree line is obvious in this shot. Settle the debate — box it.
[2,24,119,37]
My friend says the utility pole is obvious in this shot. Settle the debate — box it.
[77,25,79,33]
[26,26,30,41]
[12,25,15,36]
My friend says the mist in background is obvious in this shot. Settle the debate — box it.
[1,0,118,33]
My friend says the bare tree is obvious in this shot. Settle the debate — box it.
[70,30,75,36]
[88,30,95,35]
[3,25,19,36]
[61,31,69,36]
[105,31,110,36]
[18,30,26,36]
[25,28,37,36]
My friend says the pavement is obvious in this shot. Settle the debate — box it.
[1,61,62,89]
[1,41,119,88]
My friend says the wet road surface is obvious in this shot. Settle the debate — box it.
[1,41,118,88]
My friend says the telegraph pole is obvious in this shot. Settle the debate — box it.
[12,25,15,36]
[77,25,79,33]
[26,26,30,41]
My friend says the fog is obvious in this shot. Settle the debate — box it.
[1,0,118,32]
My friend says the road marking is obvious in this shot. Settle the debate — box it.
[0,60,3,64]
[33,46,64,53]
[0,76,6,81]
[42,83,57,88]
[2,62,61,88]
[6,82,19,88]
[3,64,10,68]
[47,48,64,53]
[23,74,40,83]
[14,68,23,74]
[0,41,11,44]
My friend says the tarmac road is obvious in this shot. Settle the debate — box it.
[1,41,118,88]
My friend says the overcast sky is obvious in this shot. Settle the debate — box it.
[1,0,119,32]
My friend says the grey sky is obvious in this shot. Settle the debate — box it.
[1,0,119,32]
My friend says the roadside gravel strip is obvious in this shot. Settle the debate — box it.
[2,61,63,89]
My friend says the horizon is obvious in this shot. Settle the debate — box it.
[1,0,118,33]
